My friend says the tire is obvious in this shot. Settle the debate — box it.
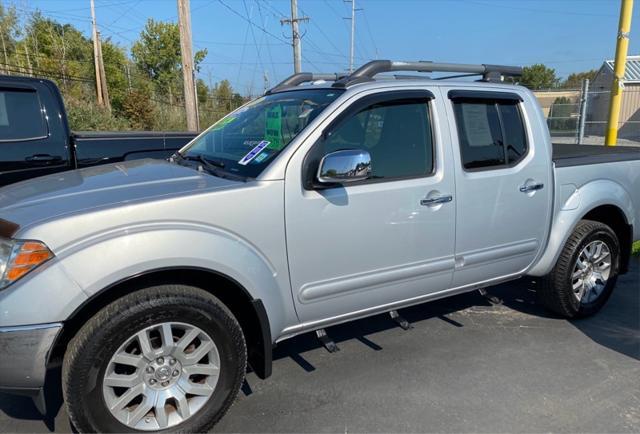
[62,285,247,433]
[539,219,620,319]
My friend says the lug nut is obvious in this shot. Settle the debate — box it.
[169,358,176,365]
[146,366,154,374]
[161,381,169,387]
[156,357,164,364]
[149,379,157,385]
[172,370,179,377]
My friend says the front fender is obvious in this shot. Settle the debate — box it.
[54,222,295,339]
[528,179,635,277]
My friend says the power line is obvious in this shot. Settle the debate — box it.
[465,0,617,17]
[216,0,321,71]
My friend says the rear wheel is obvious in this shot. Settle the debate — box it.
[539,220,620,318]
[63,285,246,433]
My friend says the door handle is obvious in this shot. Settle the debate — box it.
[25,154,63,163]
[519,182,544,193]
[420,194,453,206]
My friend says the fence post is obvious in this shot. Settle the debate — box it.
[577,78,590,144]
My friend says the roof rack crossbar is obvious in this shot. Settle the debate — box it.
[333,60,522,87]
[266,73,344,94]
[266,60,523,94]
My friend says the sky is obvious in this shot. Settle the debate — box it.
[18,0,640,96]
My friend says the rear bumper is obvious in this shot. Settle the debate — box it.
[0,323,62,390]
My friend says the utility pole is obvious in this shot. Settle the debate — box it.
[96,30,111,112]
[90,0,104,107]
[281,0,308,74]
[605,0,634,146]
[344,0,361,73]
[177,0,199,131]
[349,0,355,73]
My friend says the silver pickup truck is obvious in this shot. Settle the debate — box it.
[0,60,639,433]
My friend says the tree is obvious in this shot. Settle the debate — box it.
[196,78,209,105]
[519,64,559,90]
[0,4,18,73]
[131,19,206,103]
[122,89,155,130]
[562,69,598,89]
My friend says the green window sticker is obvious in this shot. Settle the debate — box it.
[264,106,283,150]
[211,116,236,131]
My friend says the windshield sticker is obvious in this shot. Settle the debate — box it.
[254,152,269,163]
[211,116,236,131]
[238,140,270,165]
[264,106,283,150]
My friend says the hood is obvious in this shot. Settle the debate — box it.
[0,159,240,233]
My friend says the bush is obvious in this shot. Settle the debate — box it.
[65,98,131,131]
[121,90,156,130]
[633,240,640,256]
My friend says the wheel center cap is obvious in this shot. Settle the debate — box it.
[155,366,171,381]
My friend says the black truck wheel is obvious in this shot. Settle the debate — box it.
[539,219,620,319]
[62,285,246,433]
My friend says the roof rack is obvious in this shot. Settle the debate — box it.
[333,60,522,87]
[265,73,345,94]
[266,60,523,94]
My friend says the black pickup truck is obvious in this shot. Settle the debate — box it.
[0,75,197,186]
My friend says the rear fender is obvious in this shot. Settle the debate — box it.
[528,180,634,276]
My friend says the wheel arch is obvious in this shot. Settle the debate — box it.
[50,267,273,380]
[581,205,633,274]
[529,179,634,277]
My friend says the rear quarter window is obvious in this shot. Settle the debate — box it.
[0,88,48,141]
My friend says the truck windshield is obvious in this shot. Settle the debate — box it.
[180,88,344,178]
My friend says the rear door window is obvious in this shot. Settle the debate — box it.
[452,96,528,170]
[0,89,47,141]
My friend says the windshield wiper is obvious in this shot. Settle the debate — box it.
[176,152,225,169]
[172,151,248,182]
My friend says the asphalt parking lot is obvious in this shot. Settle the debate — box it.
[1,259,638,433]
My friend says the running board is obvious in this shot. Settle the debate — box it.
[389,310,413,330]
[316,329,340,353]
[478,288,503,305]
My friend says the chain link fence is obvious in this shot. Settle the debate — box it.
[536,82,640,146]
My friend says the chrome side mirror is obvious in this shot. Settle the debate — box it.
[317,149,372,184]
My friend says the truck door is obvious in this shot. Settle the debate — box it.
[0,81,71,186]
[284,90,457,323]
[444,89,553,287]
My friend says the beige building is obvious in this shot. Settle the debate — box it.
[587,55,640,140]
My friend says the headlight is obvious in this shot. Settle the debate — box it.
[0,238,54,289]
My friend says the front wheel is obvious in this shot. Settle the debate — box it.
[63,285,247,433]
[539,220,620,318]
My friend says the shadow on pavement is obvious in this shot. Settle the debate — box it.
[274,258,640,369]
[1,260,637,430]
[0,367,65,432]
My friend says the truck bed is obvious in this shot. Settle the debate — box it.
[72,131,198,168]
[553,143,640,167]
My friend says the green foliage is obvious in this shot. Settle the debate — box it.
[65,96,131,131]
[121,90,155,130]
[633,240,640,256]
[0,9,244,132]
[561,70,598,89]
[519,64,559,90]
[196,78,208,105]
[0,4,19,64]
[131,19,207,103]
